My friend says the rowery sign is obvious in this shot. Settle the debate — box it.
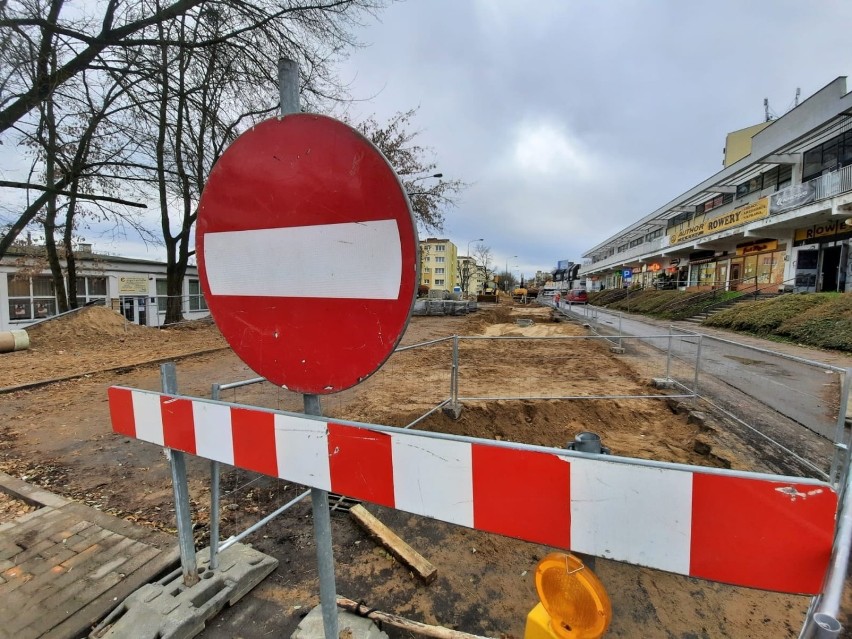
[669,198,769,246]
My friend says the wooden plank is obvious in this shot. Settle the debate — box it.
[349,504,437,584]
[337,596,494,639]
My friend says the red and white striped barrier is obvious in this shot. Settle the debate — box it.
[108,386,837,594]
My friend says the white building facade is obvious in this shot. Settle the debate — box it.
[1,245,209,331]
[580,78,852,295]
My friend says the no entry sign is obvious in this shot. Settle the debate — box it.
[196,115,417,394]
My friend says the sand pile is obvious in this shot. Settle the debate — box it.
[26,306,147,347]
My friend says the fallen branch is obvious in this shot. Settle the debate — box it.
[336,596,497,639]
[349,504,437,584]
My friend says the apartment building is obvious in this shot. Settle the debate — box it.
[419,237,459,292]
[1,244,209,331]
[457,255,486,295]
[579,77,852,294]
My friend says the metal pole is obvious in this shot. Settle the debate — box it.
[693,335,703,397]
[304,393,339,639]
[279,56,339,639]
[618,312,623,349]
[451,335,460,410]
[278,58,299,116]
[829,369,852,487]
[666,328,673,381]
[209,383,222,570]
[161,363,199,586]
[807,450,852,638]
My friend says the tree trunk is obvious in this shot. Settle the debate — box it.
[43,88,69,313]
[63,193,79,308]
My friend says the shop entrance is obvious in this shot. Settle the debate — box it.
[820,245,843,292]
[729,260,742,286]
[121,296,148,325]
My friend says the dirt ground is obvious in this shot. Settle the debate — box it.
[0,304,842,638]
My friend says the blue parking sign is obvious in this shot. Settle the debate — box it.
[623,269,632,279]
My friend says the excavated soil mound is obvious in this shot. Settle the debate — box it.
[1,308,226,388]
[26,306,147,347]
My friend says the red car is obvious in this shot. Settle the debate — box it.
[565,289,588,304]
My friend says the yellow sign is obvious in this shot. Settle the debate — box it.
[669,198,770,246]
[794,219,850,243]
[118,275,149,294]
[736,240,778,256]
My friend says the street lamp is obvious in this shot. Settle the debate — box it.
[466,238,484,297]
[505,255,517,292]
[410,172,443,182]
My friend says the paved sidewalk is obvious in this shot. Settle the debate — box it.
[0,472,177,639]
[570,302,852,369]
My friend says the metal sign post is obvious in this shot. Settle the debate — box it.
[280,58,338,639]
[192,54,417,638]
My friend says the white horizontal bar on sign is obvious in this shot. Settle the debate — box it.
[204,219,402,299]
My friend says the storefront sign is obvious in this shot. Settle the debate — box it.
[669,198,769,246]
[631,267,642,274]
[669,258,680,266]
[770,182,815,214]
[793,219,852,245]
[647,263,662,271]
[118,275,149,295]
[736,240,779,256]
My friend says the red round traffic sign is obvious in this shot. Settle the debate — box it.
[196,115,417,394]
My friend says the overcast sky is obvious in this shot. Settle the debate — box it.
[335,0,852,279]
[5,0,852,282]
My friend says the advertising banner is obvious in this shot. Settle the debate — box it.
[770,183,815,215]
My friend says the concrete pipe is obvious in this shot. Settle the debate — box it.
[0,330,29,353]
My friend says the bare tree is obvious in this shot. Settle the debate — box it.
[0,0,208,135]
[473,243,493,288]
[355,109,466,231]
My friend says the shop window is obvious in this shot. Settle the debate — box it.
[770,250,785,284]
[188,279,207,312]
[7,276,29,297]
[32,276,54,297]
[743,255,758,282]
[7,274,59,321]
[156,279,168,312]
[757,254,774,284]
[698,263,716,286]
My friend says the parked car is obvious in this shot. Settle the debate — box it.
[565,288,588,304]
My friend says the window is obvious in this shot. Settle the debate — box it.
[629,237,644,248]
[188,279,207,311]
[156,279,168,312]
[435,245,445,251]
[435,268,445,274]
[435,279,445,286]
[436,256,445,263]
[801,130,852,182]
[8,274,108,322]
[736,164,796,198]
[645,228,663,242]
[73,276,107,307]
